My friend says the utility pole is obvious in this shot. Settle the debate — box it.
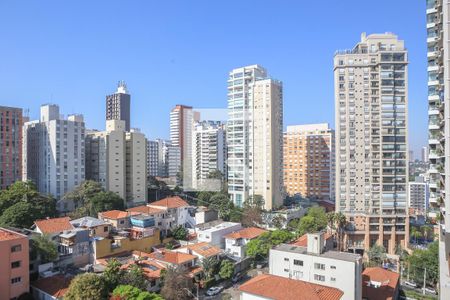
[423,267,427,295]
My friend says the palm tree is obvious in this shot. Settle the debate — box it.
[201,257,218,280]
[411,227,422,244]
[420,225,432,242]
[334,212,347,251]
[326,212,336,236]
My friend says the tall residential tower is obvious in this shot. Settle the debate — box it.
[106,81,131,131]
[334,33,409,255]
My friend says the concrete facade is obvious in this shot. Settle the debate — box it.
[106,81,131,131]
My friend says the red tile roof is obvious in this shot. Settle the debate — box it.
[0,228,27,241]
[31,274,72,298]
[239,274,344,300]
[362,267,400,300]
[181,242,221,258]
[149,196,189,209]
[127,205,166,215]
[99,210,139,220]
[291,232,333,247]
[224,227,267,240]
[148,250,196,265]
[34,217,74,234]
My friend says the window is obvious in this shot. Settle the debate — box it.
[11,261,21,269]
[294,259,303,266]
[314,263,325,270]
[11,245,21,252]
[284,258,289,262]
[104,226,109,232]
[119,220,125,224]
[331,277,336,282]
[314,274,325,282]
[11,277,21,284]
[284,268,289,272]
[330,265,336,269]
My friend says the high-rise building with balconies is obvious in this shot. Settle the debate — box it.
[106,81,131,131]
[426,0,450,296]
[227,65,283,210]
[334,33,409,255]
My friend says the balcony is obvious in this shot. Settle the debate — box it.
[428,51,439,58]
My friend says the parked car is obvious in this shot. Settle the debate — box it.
[423,286,437,294]
[232,272,243,283]
[404,281,418,288]
[206,286,224,296]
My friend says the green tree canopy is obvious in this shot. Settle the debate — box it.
[0,181,40,213]
[201,256,219,280]
[160,266,194,300]
[367,244,387,267]
[246,230,293,260]
[65,273,108,300]
[31,234,58,263]
[407,241,439,286]
[63,180,103,205]
[112,285,163,300]
[89,191,124,217]
[219,260,234,280]
[296,206,327,236]
[171,225,188,240]
[119,264,147,291]
[103,258,123,292]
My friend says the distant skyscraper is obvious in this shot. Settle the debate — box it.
[192,121,227,190]
[106,81,131,131]
[283,123,335,201]
[408,176,429,215]
[23,104,85,199]
[227,65,284,210]
[426,0,450,296]
[170,105,199,188]
[0,106,23,189]
[409,150,414,162]
[334,33,409,254]
[421,146,429,163]
[85,120,147,207]
[147,140,159,177]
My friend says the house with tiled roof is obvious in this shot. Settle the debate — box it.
[292,232,334,250]
[98,210,140,230]
[175,242,222,260]
[31,274,72,300]
[71,216,112,238]
[362,267,399,300]
[34,217,74,236]
[224,227,267,259]
[239,274,344,300]
[146,249,202,279]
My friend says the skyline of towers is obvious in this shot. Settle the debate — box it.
[334,33,409,254]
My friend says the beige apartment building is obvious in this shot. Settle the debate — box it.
[227,65,284,210]
[283,124,335,201]
[334,33,409,255]
[85,120,147,207]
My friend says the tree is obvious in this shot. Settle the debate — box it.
[411,227,423,244]
[407,241,439,287]
[0,181,40,213]
[119,264,147,291]
[269,230,294,245]
[326,212,335,235]
[201,256,219,280]
[420,225,433,242]
[244,195,264,210]
[367,245,387,267]
[171,225,188,240]
[334,212,347,251]
[103,258,123,292]
[65,273,108,300]
[112,285,163,300]
[63,180,103,207]
[271,214,286,229]
[31,234,58,263]
[219,260,234,280]
[89,191,124,217]
[246,230,292,261]
[0,202,37,228]
[296,207,328,236]
[197,191,215,206]
[160,266,194,300]
[209,193,234,220]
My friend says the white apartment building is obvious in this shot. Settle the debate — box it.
[195,220,242,248]
[408,176,429,215]
[192,120,226,190]
[426,0,450,296]
[85,120,147,207]
[23,104,85,199]
[269,233,362,300]
[334,33,409,254]
[227,65,283,209]
[224,227,267,259]
[146,139,172,178]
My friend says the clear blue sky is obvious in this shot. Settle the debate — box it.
[0,0,427,157]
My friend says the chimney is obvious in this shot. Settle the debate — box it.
[307,232,324,254]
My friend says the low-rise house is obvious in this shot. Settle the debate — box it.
[31,274,72,300]
[175,242,221,261]
[196,220,242,248]
[34,217,74,237]
[194,206,218,225]
[98,210,140,230]
[57,228,90,267]
[70,216,112,238]
[362,267,399,300]
[0,228,30,300]
[145,249,202,279]
[224,227,267,259]
[269,232,362,300]
[239,274,344,300]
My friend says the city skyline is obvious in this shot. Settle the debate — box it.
[0,0,427,155]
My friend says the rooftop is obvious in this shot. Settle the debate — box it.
[362,267,400,300]
[34,217,74,234]
[127,205,166,215]
[71,216,109,228]
[224,227,267,240]
[196,220,241,232]
[181,242,221,258]
[291,232,333,247]
[149,196,189,209]
[0,227,27,241]
[239,274,344,300]
[148,250,197,265]
[31,274,73,298]
[273,243,361,263]
[99,210,140,220]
